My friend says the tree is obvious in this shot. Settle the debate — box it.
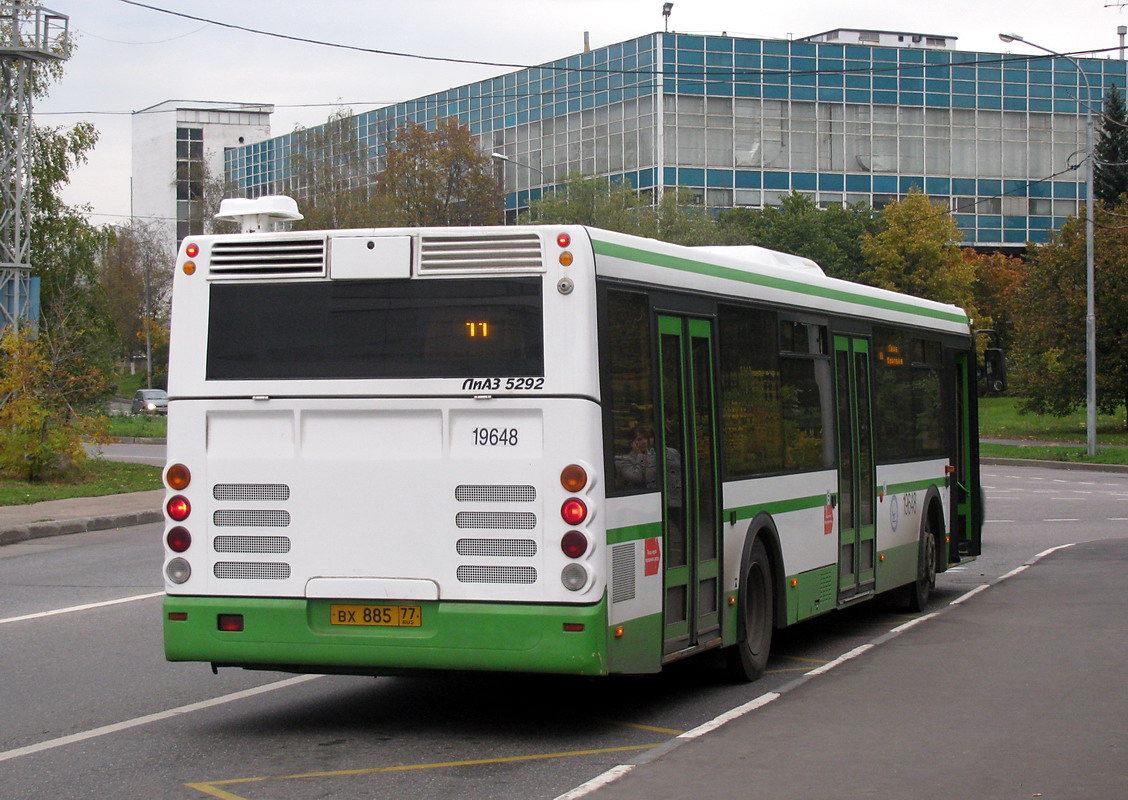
[1011,203,1128,423]
[859,189,981,320]
[100,220,174,383]
[373,116,503,227]
[966,249,1026,351]
[288,108,375,230]
[0,298,111,481]
[523,175,717,245]
[717,192,882,281]
[1094,83,1128,205]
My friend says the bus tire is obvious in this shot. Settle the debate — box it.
[907,503,939,612]
[727,537,774,682]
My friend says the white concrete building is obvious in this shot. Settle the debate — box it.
[131,100,273,250]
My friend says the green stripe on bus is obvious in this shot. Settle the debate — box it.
[592,239,970,326]
[728,493,828,521]
[884,476,948,495]
[606,521,663,545]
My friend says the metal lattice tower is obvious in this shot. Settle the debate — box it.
[0,3,67,331]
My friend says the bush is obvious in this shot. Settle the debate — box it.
[0,328,108,481]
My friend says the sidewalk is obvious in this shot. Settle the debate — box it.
[568,538,1128,800]
[0,490,164,546]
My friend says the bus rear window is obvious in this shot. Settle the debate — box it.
[206,277,543,380]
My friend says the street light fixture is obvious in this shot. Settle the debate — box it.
[1000,32,1097,456]
[490,152,545,176]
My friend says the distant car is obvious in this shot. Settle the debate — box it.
[131,389,169,415]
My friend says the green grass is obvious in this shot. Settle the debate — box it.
[978,396,1128,465]
[105,414,167,439]
[0,460,162,506]
[978,396,1128,444]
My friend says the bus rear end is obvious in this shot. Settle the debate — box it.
[162,216,610,676]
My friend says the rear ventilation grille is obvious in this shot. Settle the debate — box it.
[214,535,292,554]
[214,561,291,580]
[455,511,536,530]
[456,538,537,558]
[214,484,290,502]
[419,233,544,272]
[209,238,326,278]
[213,509,291,527]
[455,485,536,503]
[611,543,636,603]
[456,565,537,584]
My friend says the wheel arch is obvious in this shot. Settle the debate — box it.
[922,484,947,574]
[739,512,785,630]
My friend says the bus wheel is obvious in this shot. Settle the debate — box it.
[908,509,938,612]
[727,538,774,682]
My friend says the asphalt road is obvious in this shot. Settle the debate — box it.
[1,463,1125,799]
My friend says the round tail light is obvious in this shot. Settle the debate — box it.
[561,563,588,591]
[561,498,587,525]
[166,464,191,490]
[166,526,192,553]
[561,531,588,558]
[166,557,191,584]
[166,496,191,522]
[560,464,588,492]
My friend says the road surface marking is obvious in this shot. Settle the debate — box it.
[0,675,321,764]
[0,592,164,626]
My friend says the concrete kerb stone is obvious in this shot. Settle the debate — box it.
[982,456,1128,473]
[0,509,163,548]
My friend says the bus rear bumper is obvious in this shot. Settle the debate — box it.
[163,595,614,676]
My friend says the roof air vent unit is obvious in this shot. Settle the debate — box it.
[215,195,304,234]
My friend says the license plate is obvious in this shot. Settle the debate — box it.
[330,604,422,627]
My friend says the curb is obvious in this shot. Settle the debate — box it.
[981,456,1128,473]
[0,510,164,547]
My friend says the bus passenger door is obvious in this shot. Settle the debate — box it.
[657,315,722,656]
[834,335,876,602]
[950,349,982,558]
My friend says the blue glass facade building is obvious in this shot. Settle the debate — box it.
[225,30,1128,247]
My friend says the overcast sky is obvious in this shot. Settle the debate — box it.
[33,0,1128,227]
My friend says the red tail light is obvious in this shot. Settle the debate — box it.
[166,526,192,553]
[561,531,588,558]
[561,498,587,525]
[217,614,244,632]
[166,496,191,522]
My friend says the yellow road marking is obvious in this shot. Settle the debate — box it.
[598,719,684,735]
[186,743,660,799]
[776,655,830,665]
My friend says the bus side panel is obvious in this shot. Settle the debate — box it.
[604,493,665,674]
[872,459,950,594]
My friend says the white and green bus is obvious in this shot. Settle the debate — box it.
[162,196,983,681]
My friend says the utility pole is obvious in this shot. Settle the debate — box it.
[0,3,68,331]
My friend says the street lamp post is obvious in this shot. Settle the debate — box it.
[1000,33,1097,456]
[490,152,545,223]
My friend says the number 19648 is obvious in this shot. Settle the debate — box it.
[473,427,519,446]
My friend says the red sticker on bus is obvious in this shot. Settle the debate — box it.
[824,504,834,535]
[644,538,661,575]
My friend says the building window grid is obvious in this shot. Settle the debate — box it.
[229,34,1116,245]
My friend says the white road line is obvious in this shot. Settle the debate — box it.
[951,584,991,605]
[678,692,781,739]
[1043,518,1080,522]
[554,765,637,800]
[805,644,874,676]
[0,675,322,764]
[0,592,164,626]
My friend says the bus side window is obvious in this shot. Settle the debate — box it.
[604,289,657,496]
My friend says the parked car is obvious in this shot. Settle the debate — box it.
[131,388,169,415]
